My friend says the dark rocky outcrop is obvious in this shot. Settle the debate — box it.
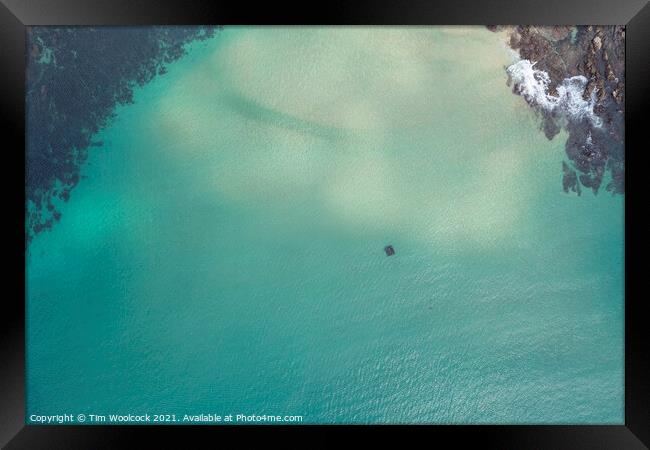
[26,26,218,245]
[489,26,624,196]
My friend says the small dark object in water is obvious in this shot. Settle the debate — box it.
[384,245,395,256]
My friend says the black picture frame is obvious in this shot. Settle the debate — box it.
[1,0,648,447]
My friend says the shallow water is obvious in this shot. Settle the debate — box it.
[26,26,624,424]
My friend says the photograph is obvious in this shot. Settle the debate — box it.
[24,25,625,425]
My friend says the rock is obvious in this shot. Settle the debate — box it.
[562,162,581,195]
[592,36,602,51]
[606,64,616,81]
[490,25,625,195]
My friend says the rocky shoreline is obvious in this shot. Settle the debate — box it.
[488,25,625,196]
[26,27,218,245]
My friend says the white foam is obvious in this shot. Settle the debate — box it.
[506,59,602,128]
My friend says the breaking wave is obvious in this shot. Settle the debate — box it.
[506,59,602,128]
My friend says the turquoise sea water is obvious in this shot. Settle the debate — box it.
[26,27,624,424]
